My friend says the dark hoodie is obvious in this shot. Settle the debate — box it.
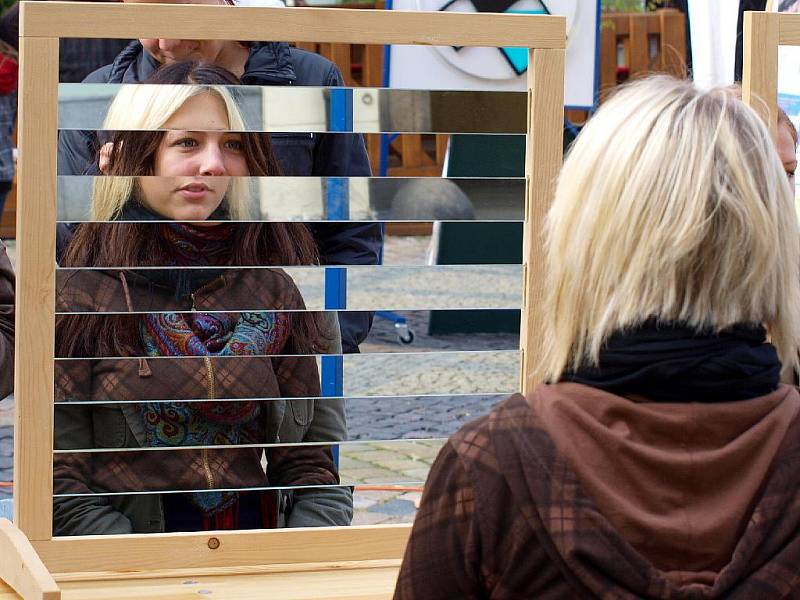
[395,383,800,599]
[56,40,380,353]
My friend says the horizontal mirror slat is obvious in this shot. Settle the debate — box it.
[55,265,523,312]
[59,84,527,134]
[56,177,525,223]
[55,351,520,401]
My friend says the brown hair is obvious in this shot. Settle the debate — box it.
[58,62,325,358]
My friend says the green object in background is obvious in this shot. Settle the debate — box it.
[446,134,525,178]
[430,131,577,335]
[428,221,522,335]
[429,134,526,335]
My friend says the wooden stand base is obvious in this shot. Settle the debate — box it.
[0,519,400,600]
[0,520,59,600]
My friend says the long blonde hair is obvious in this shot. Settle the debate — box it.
[537,76,800,382]
[91,83,252,221]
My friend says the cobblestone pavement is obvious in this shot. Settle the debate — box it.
[0,237,520,523]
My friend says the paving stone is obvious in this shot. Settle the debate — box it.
[399,467,432,481]
[340,467,404,484]
[351,510,399,526]
[367,498,416,517]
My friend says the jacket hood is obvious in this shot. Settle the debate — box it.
[107,40,296,85]
[490,384,800,598]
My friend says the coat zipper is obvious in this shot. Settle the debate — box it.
[201,350,216,490]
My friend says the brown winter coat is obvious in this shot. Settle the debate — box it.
[54,266,350,535]
[395,383,800,599]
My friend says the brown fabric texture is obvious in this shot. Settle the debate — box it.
[529,383,800,575]
[56,267,309,313]
[395,387,800,599]
[53,267,340,535]
[0,240,12,398]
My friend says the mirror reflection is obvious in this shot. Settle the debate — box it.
[53,61,357,537]
[56,176,526,223]
[58,84,527,134]
[50,55,522,537]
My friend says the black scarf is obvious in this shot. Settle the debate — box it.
[560,320,781,402]
[119,200,230,300]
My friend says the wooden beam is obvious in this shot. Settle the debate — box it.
[779,12,800,44]
[0,519,60,600]
[743,11,779,139]
[521,48,564,393]
[14,35,58,542]
[34,525,410,574]
[20,2,566,49]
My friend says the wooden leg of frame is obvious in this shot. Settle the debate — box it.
[0,519,60,600]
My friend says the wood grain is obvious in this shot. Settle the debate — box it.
[34,526,410,574]
[743,11,779,139]
[14,35,58,542]
[0,519,60,600]
[521,48,565,393]
[20,2,566,48]
[779,12,800,44]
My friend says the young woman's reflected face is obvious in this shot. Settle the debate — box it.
[778,121,798,192]
[137,92,248,222]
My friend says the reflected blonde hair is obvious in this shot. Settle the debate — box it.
[91,84,251,220]
[538,76,800,382]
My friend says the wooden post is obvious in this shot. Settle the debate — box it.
[628,14,649,78]
[658,9,686,77]
[13,34,59,542]
[521,47,565,393]
[743,11,779,139]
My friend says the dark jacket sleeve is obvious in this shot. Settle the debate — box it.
[394,442,484,600]
[57,65,113,176]
[309,60,383,353]
[0,240,13,398]
[271,353,353,528]
[53,361,133,536]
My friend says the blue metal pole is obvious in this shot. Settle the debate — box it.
[322,87,354,466]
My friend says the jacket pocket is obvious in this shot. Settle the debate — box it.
[289,398,314,427]
[92,406,130,448]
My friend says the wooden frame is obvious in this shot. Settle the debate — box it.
[2,2,565,598]
[742,11,800,137]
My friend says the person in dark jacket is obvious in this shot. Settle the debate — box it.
[0,240,12,399]
[54,62,350,535]
[0,1,130,83]
[395,77,800,598]
[57,0,381,353]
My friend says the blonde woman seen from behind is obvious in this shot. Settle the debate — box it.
[394,76,800,599]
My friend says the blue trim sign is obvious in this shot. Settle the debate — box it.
[388,0,599,108]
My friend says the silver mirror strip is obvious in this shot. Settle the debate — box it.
[53,437,448,454]
[57,176,525,223]
[53,392,510,405]
[59,84,527,134]
[55,351,520,400]
[53,481,427,498]
[54,348,518,361]
[56,265,524,311]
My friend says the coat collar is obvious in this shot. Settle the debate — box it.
[108,40,297,85]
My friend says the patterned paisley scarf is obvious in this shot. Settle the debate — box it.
[137,223,289,514]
